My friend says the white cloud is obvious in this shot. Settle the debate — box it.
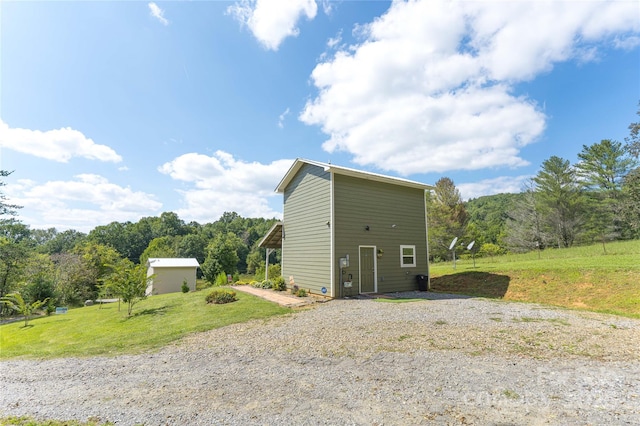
[0,119,122,163]
[8,175,162,232]
[227,0,317,50]
[327,30,342,49]
[458,175,533,201]
[148,2,169,26]
[278,107,290,128]
[614,35,640,50]
[300,0,640,175]
[159,151,292,222]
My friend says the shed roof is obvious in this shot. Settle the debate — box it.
[147,258,200,268]
[258,222,283,249]
[275,159,434,193]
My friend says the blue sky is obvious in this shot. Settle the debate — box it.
[1,0,639,232]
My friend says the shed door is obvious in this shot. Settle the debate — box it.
[359,246,376,293]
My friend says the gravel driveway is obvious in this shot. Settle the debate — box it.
[1,293,639,425]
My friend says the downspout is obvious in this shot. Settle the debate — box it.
[330,170,335,298]
[424,189,431,290]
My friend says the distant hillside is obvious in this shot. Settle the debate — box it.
[465,192,524,245]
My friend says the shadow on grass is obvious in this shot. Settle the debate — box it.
[430,271,511,299]
[130,305,171,318]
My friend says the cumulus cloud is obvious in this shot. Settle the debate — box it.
[8,175,162,232]
[300,0,640,175]
[148,2,169,26]
[159,151,292,222]
[458,175,533,201]
[227,0,317,50]
[0,119,122,163]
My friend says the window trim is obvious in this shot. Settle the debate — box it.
[400,245,416,268]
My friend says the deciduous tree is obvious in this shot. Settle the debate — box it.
[1,292,49,327]
[625,101,640,159]
[0,170,21,217]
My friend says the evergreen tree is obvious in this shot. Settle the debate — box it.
[533,156,585,248]
[426,177,468,260]
[576,139,636,243]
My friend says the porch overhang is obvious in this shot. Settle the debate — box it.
[258,222,283,249]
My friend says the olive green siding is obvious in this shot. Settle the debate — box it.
[333,174,428,295]
[282,164,332,295]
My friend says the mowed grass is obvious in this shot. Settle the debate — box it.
[429,239,640,318]
[0,288,290,360]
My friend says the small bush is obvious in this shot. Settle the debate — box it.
[296,288,307,297]
[261,279,273,289]
[181,280,190,293]
[249,281,261,288]
[205,289,237,304]
[45,299,56,316]
[291,284,299,295]
[214,272,229,286]
[272,276,287,291]
[235,281,248,286]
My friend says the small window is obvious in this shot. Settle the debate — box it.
[400,245,416,267]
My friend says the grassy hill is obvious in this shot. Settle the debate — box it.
[0,289,290,360]
[429,239,640,318]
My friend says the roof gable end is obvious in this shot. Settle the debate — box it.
[275,159,433,193]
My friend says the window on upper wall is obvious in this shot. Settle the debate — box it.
[400,245,416,267]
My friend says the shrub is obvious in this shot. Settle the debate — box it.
[254,263,282,282]
[205,289,237,304]
[214,272,229,286]
[45,299,56,316]
[249,281,261,288]
[296,288,307,297]
[261,279,273,289]
[272,276,287,291]
[291,285,299,295]
[181,280,190,293]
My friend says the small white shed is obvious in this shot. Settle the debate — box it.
[146,258,200,296]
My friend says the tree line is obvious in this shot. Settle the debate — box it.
[0,197,278,313]
[428,104,640,260]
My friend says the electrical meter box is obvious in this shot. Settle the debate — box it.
[339,257,349,268]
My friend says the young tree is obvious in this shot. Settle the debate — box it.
[105,259,150,316]
[533,156,585,248]
[1,292,49,327]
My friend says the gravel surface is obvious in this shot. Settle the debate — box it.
[1,293,639,425]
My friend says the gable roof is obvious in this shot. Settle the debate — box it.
[147,258,200,268]
[275,159,434,193]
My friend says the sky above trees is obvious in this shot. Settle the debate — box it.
[1,0,639,231]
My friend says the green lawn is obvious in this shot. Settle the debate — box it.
[0,288,290,360]
[429,239,640,318]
